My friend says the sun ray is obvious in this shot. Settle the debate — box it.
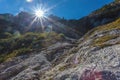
[35,10,44,18]
[29,17,38,26]
[27,17,37,28]
[40,18,44,31]
[44,16,66,28]
[27,3,66,32]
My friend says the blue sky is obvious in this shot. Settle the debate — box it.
[0,0,113,19]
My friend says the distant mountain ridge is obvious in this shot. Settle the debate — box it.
[0,12,81,39]
[1,1,120,38]
[63,0,120,33]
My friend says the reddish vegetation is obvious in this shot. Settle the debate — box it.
[80,70,117,80]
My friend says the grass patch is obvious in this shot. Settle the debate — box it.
[82,18,120,43]
[92,35,119,48]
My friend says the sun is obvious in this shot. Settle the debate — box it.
[29,4,57,31]
[26,0,33,2]
[35,9,44,18]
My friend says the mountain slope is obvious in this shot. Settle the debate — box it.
[1,1,120,80]
[39,17,120,80]
[0,15,120,80]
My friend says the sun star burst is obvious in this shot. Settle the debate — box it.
[26,0,33,2]
[29,4,57,31]
[35,9,44,18]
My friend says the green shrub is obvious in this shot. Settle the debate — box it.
[4,32,13,38]
[59,33,65,38]
[0,38,15,53]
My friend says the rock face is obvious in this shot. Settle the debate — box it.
[41,18,120,80]
[0,17,120,80]
[0,42,73,80]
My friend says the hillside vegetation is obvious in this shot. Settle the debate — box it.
[0,32,64,63]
